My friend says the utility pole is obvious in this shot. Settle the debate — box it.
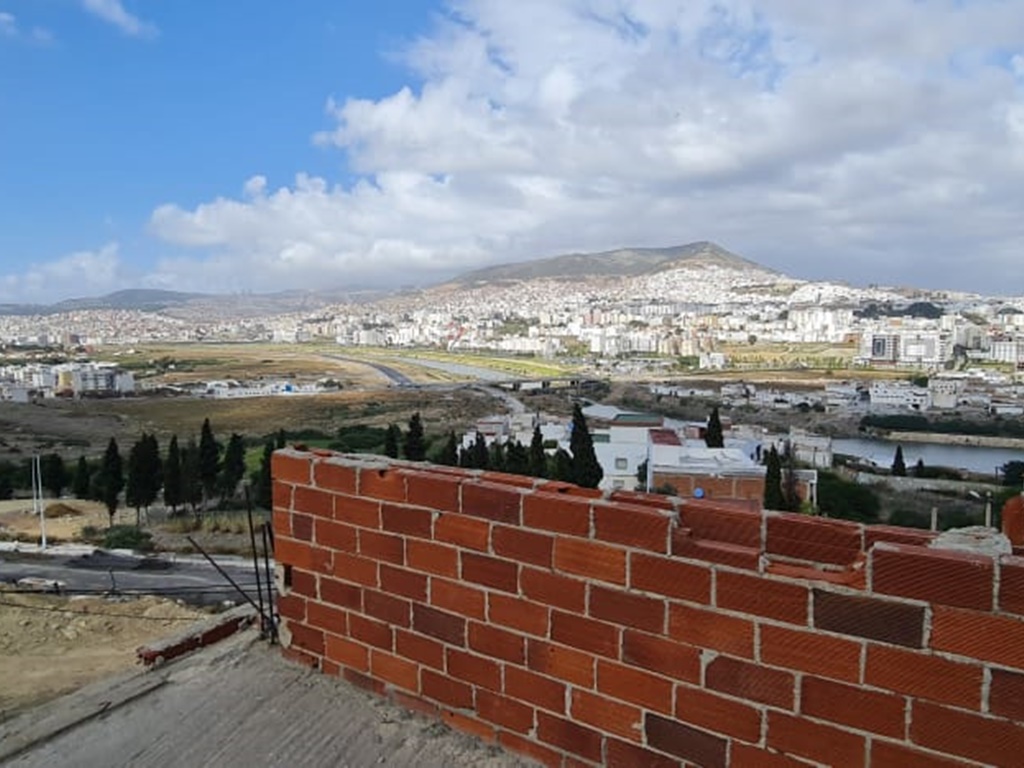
[33,454,46,550]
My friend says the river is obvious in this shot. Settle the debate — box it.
[833,437,1023,478]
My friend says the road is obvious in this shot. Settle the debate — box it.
[0,551,267,608]
[322,354,415,387]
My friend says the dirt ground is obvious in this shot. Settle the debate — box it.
[0,589,208,721]
[0,500,117,543]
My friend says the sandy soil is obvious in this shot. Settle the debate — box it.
[0,500,121,542]
[0,589,208,721]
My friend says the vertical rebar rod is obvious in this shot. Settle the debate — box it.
[245,488,267,636]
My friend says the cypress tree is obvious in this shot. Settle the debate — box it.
[471,432,489,470]
[439,431,459,467]
[384,424,400,459]
[181,438,203,516]
[505,440,529,475]
[705,406,725,448]
[72,456,91,499]
[125,437,145,521]
[569,404,603,488]
[143,433,162,510]
[254,440,274,510]
[40,453,68,498]
[198,418,220,509]
[489,440,506,472]
[405,412,426,462]
[892,445,907,477]
[96,437,124,527]
[220,433,246,502]
[163,435,182,514]
[528,425,547,478]
[551,448,574,482]
[764,446,786,510]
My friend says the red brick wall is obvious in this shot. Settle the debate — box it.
[273,448,1024,767]
[651,471,766,502]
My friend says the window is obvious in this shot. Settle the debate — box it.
[614,457,628,470]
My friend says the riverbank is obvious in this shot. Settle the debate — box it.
[885,431,1024,451]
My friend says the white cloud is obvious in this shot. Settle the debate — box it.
[150,0,1024,294]
[0,12,16,37]
[81,0,157,38]
[0,244,128,303]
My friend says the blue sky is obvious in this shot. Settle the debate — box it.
[1,1,1023,301]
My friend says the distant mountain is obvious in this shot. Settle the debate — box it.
[449,241,772,286]
[51,289,206,313]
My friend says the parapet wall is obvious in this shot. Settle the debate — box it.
[272,447,1024,767]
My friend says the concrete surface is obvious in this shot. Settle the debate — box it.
[1,631,537,768]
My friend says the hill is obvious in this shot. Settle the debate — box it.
[450,241,771,285]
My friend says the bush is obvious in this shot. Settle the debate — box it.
[817,471,881,523]
[103,525,154,551]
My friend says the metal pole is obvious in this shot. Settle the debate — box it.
[186,535,266,622]
[930,506,938,532]
[261,522,277,643]
[985,493,993,528]
[245,487,266,636]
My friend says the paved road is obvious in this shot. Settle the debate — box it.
[0,551,267,607]
[323,355,415,387]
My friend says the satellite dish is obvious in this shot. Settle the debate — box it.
[694,487,705,499]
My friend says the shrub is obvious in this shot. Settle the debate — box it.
[103,525,154,551]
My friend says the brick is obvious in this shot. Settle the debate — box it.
[313,460,357,494]
[520,567,587,612]
[606,739,682,768]
[292,513,314,541]
[477,690,535,734]
[865,644,982,709]
[318,576,360,609]
[498,732,564,768]
[870,740,973,768]
[333,495,381,528]
[589,584,665,633]
[488,593,549,636]
[446,648,501,691]
[461,551,518,593]
[716,570,809,625]
[342,668,385,695]
[608,489,675,510]
[315,519,357,552]
[293,485,334,519]
[272,508,291,538]
[421,669,474,709]
[469,622,525,664]
[814,588,925,648]
[865,525,936,549]
[324,634,369,671]
[434,513,491,551]
[357,529,405,565]
[349,613,394,650]
[621,630,701,683]
[912,699,1024,766]
[536,712,604,764]
[646,713,727,768]
[527,639,595,687]
[675,684,762,743]
[406,539,459,578]
[358,467,406,502]
[430,578,486,620]
[370,649,419,692]
[412,603,466,646]
[306,601,347,635]
[272,451,312,485]
[504,666,567,714]
[999,555,1024,616]
[673,535,760,570]
[667,603,754,658]
[597,659,674,714]
[706,655,795,709]
[395,629,444,670]
[276,538,333,574]
[290,568,317,598]
[272,480,293,513]
[523,492,592,536]
[766,513,863,566]
[760,624,862,682]
[593,502,671,553]
[277,593,306,623]
[537,480,603,499]
[554,538,627,585]
[801,675,906,738]
[571,689,644,742]
[440,710,495,745]
[680,503,761,547]
[288,623,325,657]
[551,610,620,658]
[363,589,411,628]
[629,553,712,604]
[391,690,439,719]
[461,481,522,524]
[729,743,816,768]
[404,470,461,513]
[331,552,378,587]
[872,542,995,611]
[381,502,434,538]
[931,605,1024,670]
[378,564,427,601]
[767,710,866,768]
[991,668,1024,721]
[492,525,554,568]
[281,645,319,670]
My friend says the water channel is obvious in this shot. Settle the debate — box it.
[832,437,1022,478]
